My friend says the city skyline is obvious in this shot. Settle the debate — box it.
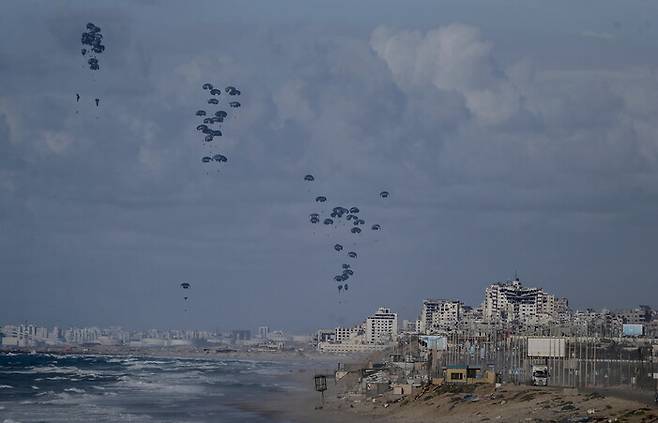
[3,274,654,335]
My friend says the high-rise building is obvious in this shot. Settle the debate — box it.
[365,307,398,344]
[483,277,557,324]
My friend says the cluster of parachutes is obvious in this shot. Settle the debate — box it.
[304,174,389,295]
[196,83,241,167]
[81,22,105,70]
[182,84,242,305]
[77,22,105,109]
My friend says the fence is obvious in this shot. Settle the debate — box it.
[433,333,658,391]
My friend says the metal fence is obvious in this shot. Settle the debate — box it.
[433,333,658,391]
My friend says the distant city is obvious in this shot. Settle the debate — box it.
[2,276,656,351]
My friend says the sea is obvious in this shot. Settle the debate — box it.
[0,353,304,422]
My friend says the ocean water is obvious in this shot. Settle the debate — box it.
[0,353,301,422]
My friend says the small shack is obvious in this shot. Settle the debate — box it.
[392,383,418,395]
[444,365,481,384]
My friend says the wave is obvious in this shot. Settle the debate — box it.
[0,385,13,389]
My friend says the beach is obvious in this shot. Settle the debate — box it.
[239,356,658,423]
[2,349,657,423]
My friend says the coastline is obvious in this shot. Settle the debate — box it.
[3,348,656,423]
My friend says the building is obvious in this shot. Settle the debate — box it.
[431,300,463,331]
[335,325,362,343]
[483,277,556,324]
[401,320,419,333]
[365,307,398,344]
[317,342,390,353]
[257,326,270,339]
[419,299,463,334]
[315,329,336,345]
[618,306,653,324]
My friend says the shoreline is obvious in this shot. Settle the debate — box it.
[4,349,657,422]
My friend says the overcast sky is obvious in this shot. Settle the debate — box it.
[2,0,658,332]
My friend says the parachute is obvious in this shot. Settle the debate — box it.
[371,224,381,231]
[323,218,334,225]
[349,207,360,214]
[180,282,191,304]
[304,174,315,182]
[194,83,243,170]
[334,244,343,251]
[342,264,350,269]
[338,284,343,293]
[76,93,80,102]
[310,216,319,224]
[348,251,357,259]
[351,227,361,234]
[94,98,99,107]
[225,86,241,95]
[343,284,349,291]
[380,191,389,198]
[81,23,105,70]
[229,101,241,108]
[315,196,327,202]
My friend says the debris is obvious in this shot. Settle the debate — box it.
[463,394,480,402]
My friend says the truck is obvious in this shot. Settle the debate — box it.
[531,364,549,386]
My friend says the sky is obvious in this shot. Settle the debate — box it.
[1,0,658,332]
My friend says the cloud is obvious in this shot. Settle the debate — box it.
[370,24,522,124]
[2,4,658,329]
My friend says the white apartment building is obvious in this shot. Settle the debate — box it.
[483,277,557,324]
[365,307,398,344]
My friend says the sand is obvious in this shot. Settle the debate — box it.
[239,359,658,423]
